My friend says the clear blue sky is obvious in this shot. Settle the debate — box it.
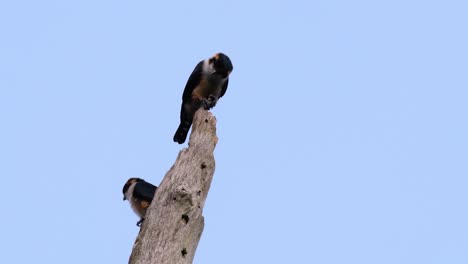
[1,1,467,263]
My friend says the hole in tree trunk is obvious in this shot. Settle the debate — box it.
[181,214,189,224]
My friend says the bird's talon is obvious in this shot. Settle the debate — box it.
[201,96,217,110]
[202,99,211,110]
[136,218,144,227]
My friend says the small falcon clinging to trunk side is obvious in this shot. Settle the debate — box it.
[122,178,157,227]
[173,53,233,144]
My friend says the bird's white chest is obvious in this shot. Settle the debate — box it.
[125,183,144,217]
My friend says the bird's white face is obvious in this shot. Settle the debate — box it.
[124,182,137,201]
[203,59,216,75]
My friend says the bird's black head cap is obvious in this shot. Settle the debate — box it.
[211,53,233,78]
[122,178,143,199]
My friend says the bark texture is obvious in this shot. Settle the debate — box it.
[129,109,218,264]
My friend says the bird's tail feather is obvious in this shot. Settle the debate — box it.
[173,121,191,144]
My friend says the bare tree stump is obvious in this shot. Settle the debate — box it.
[129,109,218,264]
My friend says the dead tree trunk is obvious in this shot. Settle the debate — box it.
[129,109,218,264]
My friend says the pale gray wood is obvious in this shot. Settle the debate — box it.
[129,109,218,264]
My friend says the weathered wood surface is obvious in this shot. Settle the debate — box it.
[129,109,218,264]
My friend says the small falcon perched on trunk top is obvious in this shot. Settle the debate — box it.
[122,178,157,227]
[173,52,233,144]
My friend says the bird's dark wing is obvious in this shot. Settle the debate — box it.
[133,181,157,202]
[182,61,204,103]
[220,78,229,98]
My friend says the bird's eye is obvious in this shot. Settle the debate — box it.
[209,58,215,64]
